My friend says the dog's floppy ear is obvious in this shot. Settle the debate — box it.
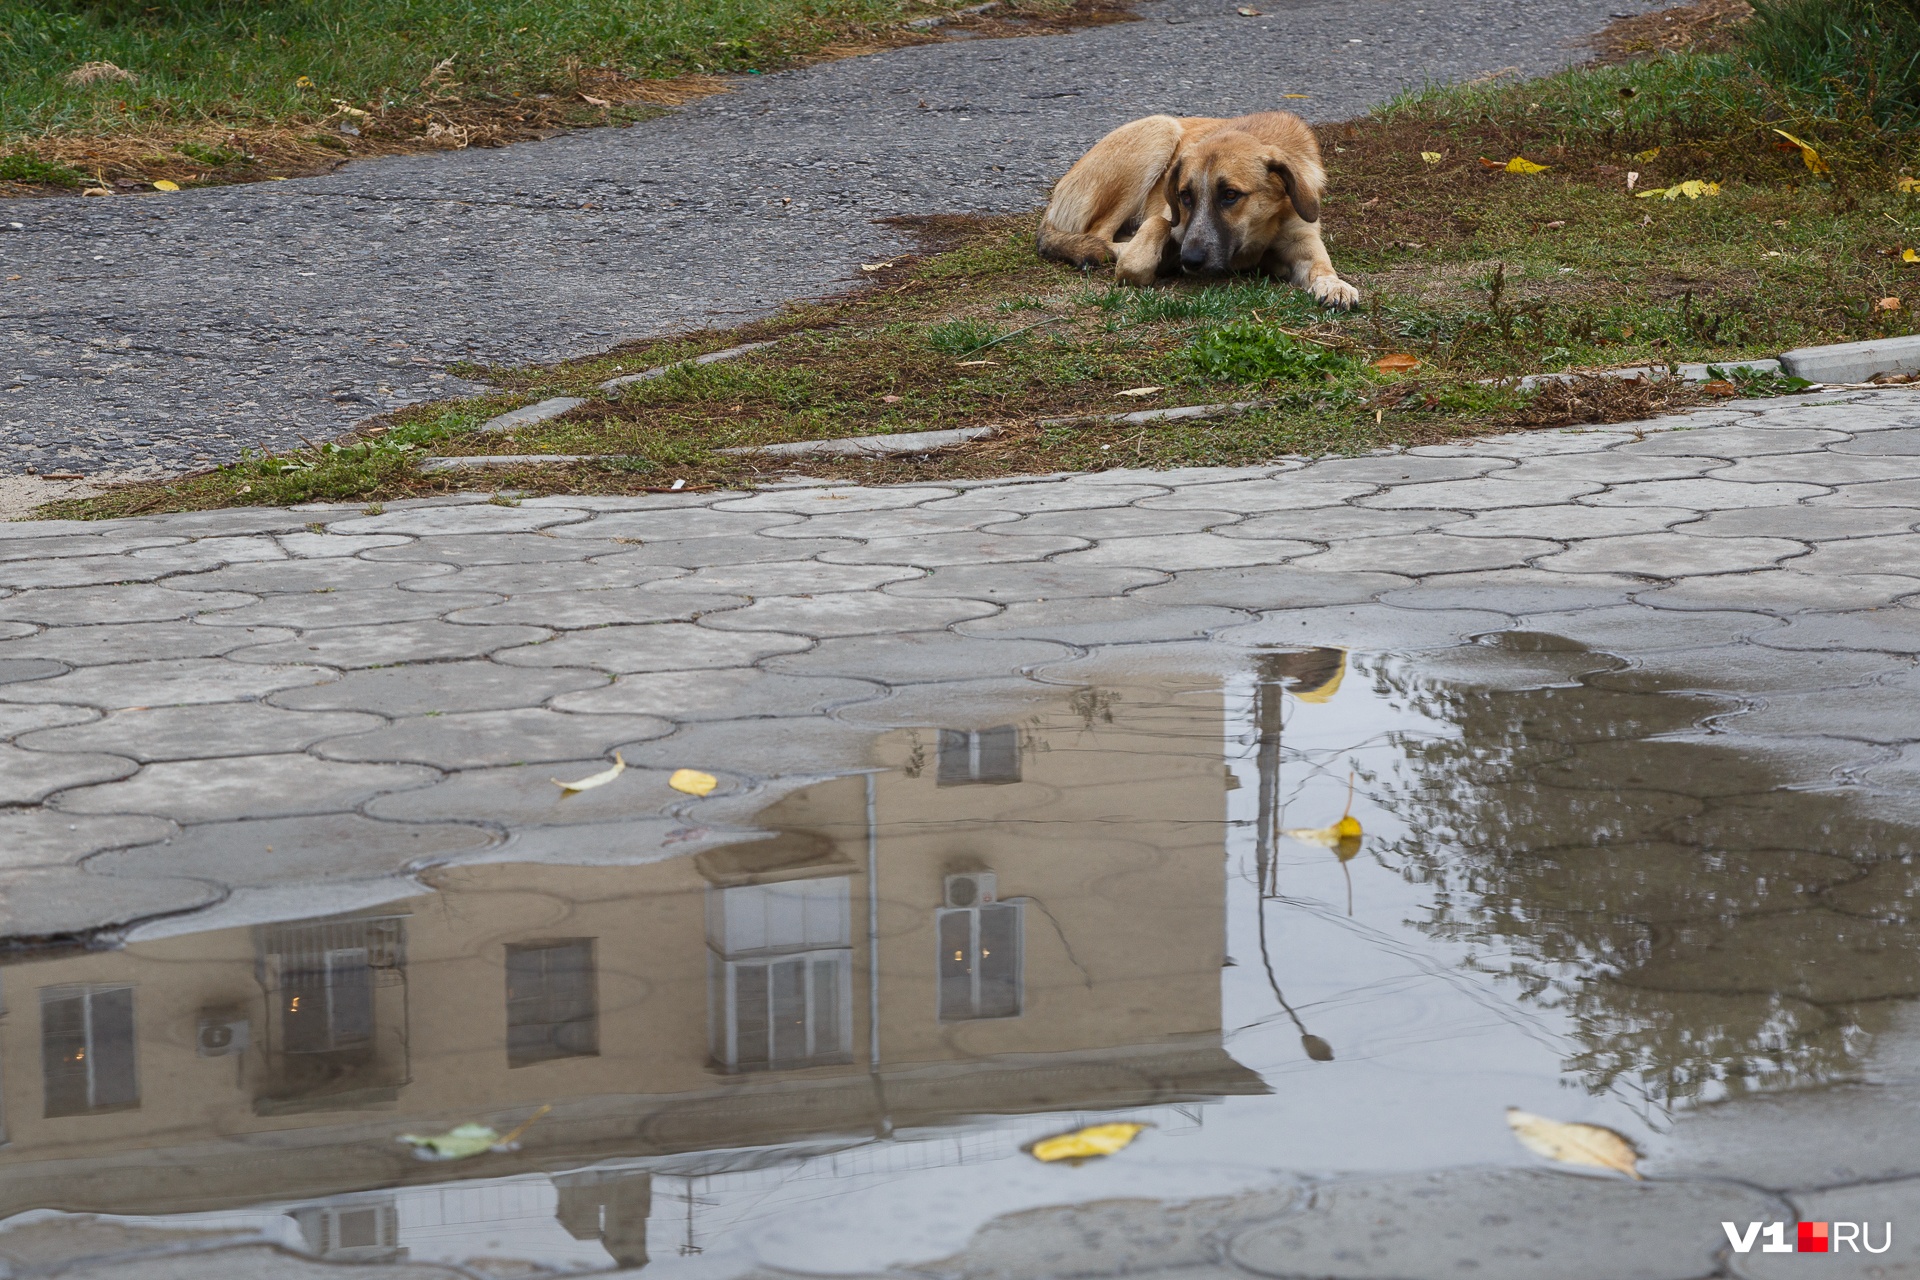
[1265,155,1320,223]
[1162,156,1185,228]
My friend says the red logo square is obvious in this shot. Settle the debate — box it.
[1799,1222,1829,1253]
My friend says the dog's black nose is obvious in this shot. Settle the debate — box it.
[1180,246,1208,270]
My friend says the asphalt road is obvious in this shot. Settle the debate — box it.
[1,0,1670,476]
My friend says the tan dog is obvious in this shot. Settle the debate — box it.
[1037,111,1359,308]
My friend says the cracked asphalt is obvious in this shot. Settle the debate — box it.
[1,0,1673,477]
[2,389,1920,1277]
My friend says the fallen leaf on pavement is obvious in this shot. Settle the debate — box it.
[860,261,897,272]
[1371,353,1421,372]
[669,768,718,796]
[1030,1122,1147,1163]
[1773,128,1830,175]
[554,752,624,795]
[1506,1108,1642,1179]
[1115,385,1163,397]
[152,180,180,192]
[1282,93,1310,99]
[81,187,112,197]
[399,1106,551,1162]
[1700,379,1739,396]
[1236,6,1263,14]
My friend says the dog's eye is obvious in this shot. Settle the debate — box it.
[1219,189,1243,206]
[1180,189,1195,207]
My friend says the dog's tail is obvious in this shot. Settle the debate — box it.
[1036,221,1114,268]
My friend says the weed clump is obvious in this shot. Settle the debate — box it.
[1191,323,1358,383]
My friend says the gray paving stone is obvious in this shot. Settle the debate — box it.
[0,584,254,625]
[1292,533,1559,575]
[759,505,1022,540]
[548,508,805,540]
[1227,1169,1779,1280]
[1539,533,1808,576]
[956,599,1249,646]
[820,530,1090,567]
[924,481,1174,513]
[400,557,693,594]
[551,669,882,720]
[229,620,551,668]
[1358,475,1605,509]
[173,557,454,593]
[196,587,503,630]
[1048,533,1319,572]
[882,562,1168,603]
[1656,1079,1920,1191]
[0,703,97,739]
[273,530,413,558]
[0,743,137,805]
[1443,504,1698,541]
[0,811,174,870]
[122,536,289,573]
[0,657,68,685]
[700,592,999,637]
[1521,604,1782,655]
[1076,464,1295,485]
[1487,452,1729,484]
[1617,424,1850,456]
[0,553,246,591]
[1585,477,1831,508]
[1214,604,1516,652]
[55,755,438,822]
[1738,1181,1920,1279]
[650,561,923,597]
[1587,645,1911,695]
[0,532,186,561]
[1288,455,1514,484]
[88,813,494,885]
[1756,611,1920,655]
[18,704,382,762]
[1136,476,1381,512]
[1220,507,1466,541]
[1126,566,1410,611]
[360,532,627,563]
[314,706,672,767]
[1716,684,1920,746]
[1717,451,1920,484]
[1806,477,1920,507]
[589,535,859,569]
[1637,570,1920,614]
[325,504,592,536]
[270,660,605,715]
[616,717,879,778]
[1683,506,1920,540]
[493,622,811,673]
[714,485,959,513]
[363,759,681,827]
[445,588,746,628]
[993,506,1244,539]
[763,633,1074,684]
[0,866,222,940]
[1833,426,1920,455]
[0,657,334,708]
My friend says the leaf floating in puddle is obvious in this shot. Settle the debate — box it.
[399,1106,551,1161]
[669,768,718,796]
[1505,1108,1642,1179]
[1029,1122,1147,1164]
[553,752,624,795]
[1281,814,1362,853]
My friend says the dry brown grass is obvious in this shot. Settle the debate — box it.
[1590,0,1755,64]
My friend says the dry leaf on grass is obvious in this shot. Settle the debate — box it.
[1906,249,1920,264]
[1371,353,1420,372]
[554,752,624,794]
[1504,156,1549,174]
[1115,385,1163,397]
[1506,1108,1642,1179]
[66,61,138,87]
[1634,146,1661,162]
[1029,1122,1147,1164]
[1420,151,1442,164]
[1773,129,1830,176]
[1877,296,1902,311]
[580,94,612,108]
[1899,176,1920,193]
[1636,179,1719,200]
[669,768,718,796]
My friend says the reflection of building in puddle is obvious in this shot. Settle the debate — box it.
[0,675,1257,1269]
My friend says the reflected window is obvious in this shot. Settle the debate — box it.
[282,948,374,1055]
[707,878,853,1072]
[938,903,1023,1021]
[937,726,1021,786]
[41,985,138,1117]
[506,939,599,1067]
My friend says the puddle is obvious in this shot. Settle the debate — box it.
[3,640,1919,1275]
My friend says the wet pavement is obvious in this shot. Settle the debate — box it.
[3,386,1920,1277]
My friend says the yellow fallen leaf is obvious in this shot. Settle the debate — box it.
[1635,180,1719,200]
[152,179,180,192]
[330,99,370,117]
[1773,128,1830,176]
[1115,385,1163,397]
[1029,1122,1146,1163]
[1282,93,1310,99]
[1633,146,1660,162]
[1905,249,1919,264]
[1505,156,1549,174]
[1506,1108,1642,1179]
[553,752,624,794]
[1282,814,1363,853]
[1897,176,1920,193]
[669,767,718,796]
[1420,151,1442,164]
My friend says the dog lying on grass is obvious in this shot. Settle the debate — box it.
[1037,110,1359,309]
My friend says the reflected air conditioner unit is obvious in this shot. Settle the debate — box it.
[197,1010,251,1057]
[943,872,997,909]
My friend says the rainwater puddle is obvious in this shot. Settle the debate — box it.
[4,638,1918,1276]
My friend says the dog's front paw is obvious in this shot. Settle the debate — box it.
[1311,274,1361,310]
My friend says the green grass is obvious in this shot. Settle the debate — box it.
[1745,0,1920,132]
[40,41,1920,519]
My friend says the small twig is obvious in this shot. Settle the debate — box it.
[956,314,1066,360]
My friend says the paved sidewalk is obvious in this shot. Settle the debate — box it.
[1,0,1668,477]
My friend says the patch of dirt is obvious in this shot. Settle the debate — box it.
[1589,0,1753,64]
[1499,373,1706,428]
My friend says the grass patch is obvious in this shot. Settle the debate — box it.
[0,0,1126,192]
[43,6,1920,520]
